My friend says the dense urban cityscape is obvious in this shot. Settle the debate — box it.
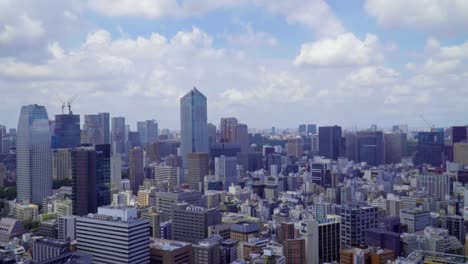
[0,87,467,263]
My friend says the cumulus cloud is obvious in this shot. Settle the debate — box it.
[224,24,278,48]
[294,33,383,67]
[365,0,468,35]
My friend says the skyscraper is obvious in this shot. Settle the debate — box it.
[180,88,208,168]
[307,124,317,135]
[298,124,306,134]
[415,131,444,166]
[129,147,144,195]
[356,130,385,166]
[53,114,80,149]
[220,117,238,143]
[82,113,109,145]
[71,147,97,216]
[301,216,341,264]
[318,126,342,160]
[95,144,111,207]
[137,120,159,145]
[233,124,249,153]
[186,153,209,191]
[215,155,237,189]
[340,205,378,249]
[384,132,404,164]
[451,126,467,144]
[111,117,126,154]
[110,153,122,192]
[17,104,52,204]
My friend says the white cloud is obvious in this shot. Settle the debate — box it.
[224,24,277,48]
[334,66,399,97]
[0,14,44,44]
[87,0,179,18]
[365,0,468,35]
[294,33,383,67]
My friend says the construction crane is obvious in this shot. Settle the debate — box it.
[67,94,78,115]
[54,93,66,114]
[419,115,435,132]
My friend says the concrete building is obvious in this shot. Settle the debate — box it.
[341,205,378,249]
[400,209,431,233]
[318,126,342,160]
[356,131,385,166]
[154,191,202,219]
[111,117,126,154]
[283,238,305,264]
[233,124,249,153]
[454,142,468,165]
[32,238,70,263]
[76,206,150,264]
[111,153,122,192]
[192,236,222,264]
[417,173,451,200]
[129,147,144,194]
[149,238,192,264]
[58,216,76,241]
[52,149,72,181]
[186,153,209,191]
[0,218,25,243]
[154,165,178,189]
[220,117,238,143]
[446,215,466,244]
[15,203,38,222]
[215,155,237,189]
[83,113,110,145]
[53,113,80,149]
[301,215,341,264]
[286,138,303,158]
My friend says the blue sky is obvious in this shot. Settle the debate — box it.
[0,0,467,130]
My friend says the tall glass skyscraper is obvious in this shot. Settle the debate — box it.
[53,114,80,149]
[83,113,109,146]
[180,88,208,168]
[111,117,126,154]
[17,104,52,204]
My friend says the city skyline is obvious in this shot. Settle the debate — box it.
[1,1,468,129]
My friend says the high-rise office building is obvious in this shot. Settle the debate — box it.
[233,124,249,153]
[149,238,193,264]
[345,132,357,162]
[53,114,80,149]
[454,142,468,165]
[215,155,237,189]
[155,191,202,219]
[220,117,238,143]
[58,216,76,241]
[111,117,126,154]
[301,215,341,264]
[356,131,385,166]
[186,153,209,191]
[415,131,444,166]
[340,205,378,248]
[318,126,342,160]
[129,147,144,194]
[110,153,122,192]
[208,123,217,145]
[298,124,307,134]
[400,209,431,233]
[286,138,303,158]
[154,165,178,188]
[52,149,72,181]
[384,132,403,164]
[71,147,97,216]
[307,124,317,135]
[172,203,222,244]
[137,120,158,145]
[17,104,52,204]
[83,113,109,145]
[180,88,208,168]
[76,207,150,264]
[452,126,467,144]
[95,144,111,207]
[446,215,466,244]
[283,238,305,264]
[193,236,222,264]
[32,238,71,263]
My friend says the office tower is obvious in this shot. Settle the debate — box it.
[186,153,209,191]
[233,124,249,153]
[111,117,126,154]
[366,228,402,257]
[137,120,159,145]
[129,147,144,194]
[356,130,385,166]
[415,131,444,166]
[146,140,180,163]
[301,216,341,264]
[83,113,109,145]
[340,205,378,248]
[446,215,466,244]
[155,191,202,218]
[417,173,451,200]
[180,88,208,168]
[315,201,332,222]
[286,138,303,158]
[32,238,70,262]
[110,153,122,192]
[230,222,260,242]
[127,131,141,151]
[76,207,150,264]
[193,236,222,264]
[384,132,403,164]
[149,238,193,264]
[52,149,71,181]
[311,134,319,153]
[71,147,97,216]
[400,209,431,233]
[154,165,178,188]
[452,126,467,144]
[318,126,342,160]
[58,216,76,241]
[344,132,357,162]
[215,155,237,189]
[283,238,305,264]
[454,142,468,165]
[210,142,240,172]
[208,123,217,145]
[220,117,238,143]
[172,203,222,244]
[307,124,317,134]
[53,114,80,148]
[386,196,402,217]
[278,222,295,244]
[298,124,306,134]
[0,163,5,187]
[17,104,52,204]
[95,144,111,207]
[311,161,331,187]
[220,239,238,264]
